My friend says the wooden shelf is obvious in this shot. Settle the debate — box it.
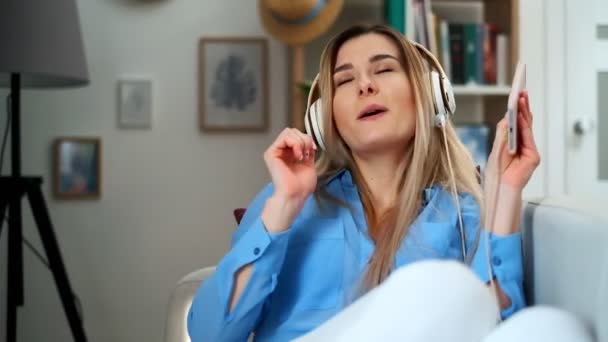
[452,84,511,96]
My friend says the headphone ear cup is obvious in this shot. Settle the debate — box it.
[441,76,456,115]
[304,108,313,137]
[430,71,447,127]
[307,99,326,151]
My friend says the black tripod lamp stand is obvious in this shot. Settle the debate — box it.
[0,0,90,341]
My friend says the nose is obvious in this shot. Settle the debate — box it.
[358,76,378,97]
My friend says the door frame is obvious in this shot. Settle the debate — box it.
[544,0,568,195]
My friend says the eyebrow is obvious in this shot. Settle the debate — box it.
[333,54,399,74]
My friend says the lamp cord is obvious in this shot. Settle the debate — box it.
[0,93,10,239]
[0,93,11,174]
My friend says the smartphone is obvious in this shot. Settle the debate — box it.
[507,62,526,155]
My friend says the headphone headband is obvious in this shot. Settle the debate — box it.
[410,41,449,79]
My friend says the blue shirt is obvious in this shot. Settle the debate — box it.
[187,169,525,341]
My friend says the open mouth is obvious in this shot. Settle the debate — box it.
[358,105,388,120]
[359,109,386,119]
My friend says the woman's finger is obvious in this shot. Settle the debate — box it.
[303,146,316,166]
[518,91,533,127]
[519,94,532,127]
[522,91,531,112]
[270,128,304,161]
[291,129,315,161]
[287,128,306,147]
[517,111,539,154]
[292,128,315,154]
[284,136,305,161]
[286,129,308,159]
[518,112,541,169]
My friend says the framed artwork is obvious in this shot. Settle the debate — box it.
[53,137,102,200]
[117,77,153,129]
[455,124,490,171]
[198,37,269,132]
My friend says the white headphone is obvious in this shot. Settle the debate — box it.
[304,40,456,151]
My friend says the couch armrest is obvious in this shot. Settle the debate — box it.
[164,267,216,342]
[522,196,608,342]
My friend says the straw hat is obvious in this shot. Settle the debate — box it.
[259,0,344,46]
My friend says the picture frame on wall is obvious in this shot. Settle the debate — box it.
[455,124,491,171]
[198,37,269,132]
[53,137,102,200]
[117,77,153,129]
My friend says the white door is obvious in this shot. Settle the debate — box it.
[566,0,608,196]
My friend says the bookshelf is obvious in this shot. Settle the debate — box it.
[288,0,520,140]
[453,85,511,96]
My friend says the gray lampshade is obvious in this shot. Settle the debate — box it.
[0,0,90,88]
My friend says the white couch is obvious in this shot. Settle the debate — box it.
[164,196,608,342]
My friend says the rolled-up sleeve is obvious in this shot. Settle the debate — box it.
[460,193,526,320]
[470,232,525,319]
[187,183,291,341]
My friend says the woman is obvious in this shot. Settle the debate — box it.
[187,24,587,341]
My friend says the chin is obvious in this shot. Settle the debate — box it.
[351,135,410,155]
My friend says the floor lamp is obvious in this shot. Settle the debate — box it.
[0,0,90,341]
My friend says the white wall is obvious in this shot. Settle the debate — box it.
[0,0,287,341]
[519,0,547,199]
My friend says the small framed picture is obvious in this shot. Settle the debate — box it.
[455,124,490,171]
[117,77,153,129]
[198,37,269,132]
[53,137,102,200]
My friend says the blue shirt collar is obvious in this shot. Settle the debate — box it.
[324,167,438,205]
[323,168,353,187]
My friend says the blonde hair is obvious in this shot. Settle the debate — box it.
[311,24,484,292]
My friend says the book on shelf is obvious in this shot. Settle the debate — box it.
[384,0,510,88]
[385,0,406,34]
[433,21,507,86]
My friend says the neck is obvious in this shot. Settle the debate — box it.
[352,149,408,213]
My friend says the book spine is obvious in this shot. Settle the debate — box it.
[475,24,484,84]
[433,14,442,62]
[483,23,497,84]
[385,0,405,34]
[430,12,439,57]
[449,23,465,84]
[406,0,415,40]
[464,23,478,84]
[496,34,509,85]
[440,20,451,79]
[414,2,426,45]
[423,0,435,52]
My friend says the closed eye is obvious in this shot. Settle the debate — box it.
[376,68,393,74]
[336,78,354,86]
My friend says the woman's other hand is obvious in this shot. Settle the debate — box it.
[261,128,317,233]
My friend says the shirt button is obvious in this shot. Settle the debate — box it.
[253,247,260,256]
[492,256,502,266]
